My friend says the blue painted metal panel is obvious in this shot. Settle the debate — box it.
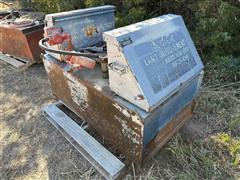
[115,72,203,146]
[114,71,203,146]
[45,5,115,49]
[142,73,202,146]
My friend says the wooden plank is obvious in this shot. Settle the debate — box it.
[143,101,195,163]
[43,103,125,180]
[0,53,33,71]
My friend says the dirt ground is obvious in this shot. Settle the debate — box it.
[1,62,239,180]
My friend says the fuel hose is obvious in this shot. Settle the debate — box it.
[39,38,100,58]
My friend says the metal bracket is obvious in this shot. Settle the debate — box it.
[109,62,127,75]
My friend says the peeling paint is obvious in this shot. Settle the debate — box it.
[113,103,143,127]
[65,73,88,108]
[131,115,143,128]
[113,103,131,118]
[114,115,141,145]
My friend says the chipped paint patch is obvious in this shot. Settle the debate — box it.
[122,109,131,118]
[114,115,141,145]
[131,115,143,128]
[113,103,131,118]
[113,103,143,126]
[65,73,88,108]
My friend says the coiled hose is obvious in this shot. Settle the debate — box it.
[39,38,100,58]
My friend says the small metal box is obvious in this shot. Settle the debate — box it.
[45,5,116,49]
[104,14,204,112]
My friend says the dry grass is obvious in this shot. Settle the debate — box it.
[0,62,239,180]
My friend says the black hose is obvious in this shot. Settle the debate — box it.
[39,38,100,58]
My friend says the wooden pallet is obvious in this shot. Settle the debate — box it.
[43,101,125,180]
[0,52,34,71]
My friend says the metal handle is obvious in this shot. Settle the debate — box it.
[109,62,127,75]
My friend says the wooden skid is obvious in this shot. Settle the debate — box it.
[43,102,125,180]
[0,52,34,71]
[143,101,195,162]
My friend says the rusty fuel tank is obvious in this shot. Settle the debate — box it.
[0,14,44,63]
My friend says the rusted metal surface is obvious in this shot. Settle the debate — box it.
[143,101,195,164]
[0,23,44,62]
[43,54,195,167]
[85,25,99,37]
[43,55,144,166]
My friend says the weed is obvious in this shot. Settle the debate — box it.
[211,133,240,167]
[167,135,230,179]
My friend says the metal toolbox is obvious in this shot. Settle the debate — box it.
[104,14,204,112]
[45,5,115,48]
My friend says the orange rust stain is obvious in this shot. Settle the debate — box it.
[85,25,98,37]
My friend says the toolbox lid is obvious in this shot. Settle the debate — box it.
[45,5,115,49]
[104,14,204,111]
[45,5,116,23]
